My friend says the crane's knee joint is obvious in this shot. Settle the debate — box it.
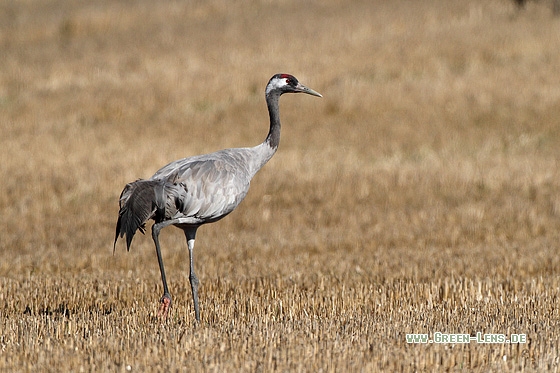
[189,273,199,287]
[152,224,162,239]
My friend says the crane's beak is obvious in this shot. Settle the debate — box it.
[295,83,323,98]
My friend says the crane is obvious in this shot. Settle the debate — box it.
[114,74,322,322]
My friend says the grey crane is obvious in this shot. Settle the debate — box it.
[114,74,322,322]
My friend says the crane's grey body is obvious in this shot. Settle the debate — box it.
[150,144,274,224]
[114,74,321,322]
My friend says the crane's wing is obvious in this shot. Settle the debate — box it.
[150,150,253,223]
[114,179,188,250]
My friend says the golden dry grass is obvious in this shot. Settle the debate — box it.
[1,0,560,371]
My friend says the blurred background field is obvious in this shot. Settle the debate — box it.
[1,0,560,371]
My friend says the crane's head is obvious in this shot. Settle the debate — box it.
[266,74,322,98]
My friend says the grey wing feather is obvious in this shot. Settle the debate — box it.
[114,180,160,250]
[151,150,253,222]
[114,179,188,250]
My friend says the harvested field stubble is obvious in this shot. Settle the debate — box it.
[1,0,560,371]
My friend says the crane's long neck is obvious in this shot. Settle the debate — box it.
[265,91,282,150]
[246,91,282,178]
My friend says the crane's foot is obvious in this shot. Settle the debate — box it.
[157,293,172,318]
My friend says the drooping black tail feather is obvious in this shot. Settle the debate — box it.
[114,179,167,252]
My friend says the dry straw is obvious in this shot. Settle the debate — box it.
[1,0,560,371]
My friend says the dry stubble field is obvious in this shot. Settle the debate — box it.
[2,0,560,371]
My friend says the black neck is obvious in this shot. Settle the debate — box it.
[265,91,281,149]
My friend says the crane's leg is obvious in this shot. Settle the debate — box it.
[152,220,176,318]
[184,229,200,322]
